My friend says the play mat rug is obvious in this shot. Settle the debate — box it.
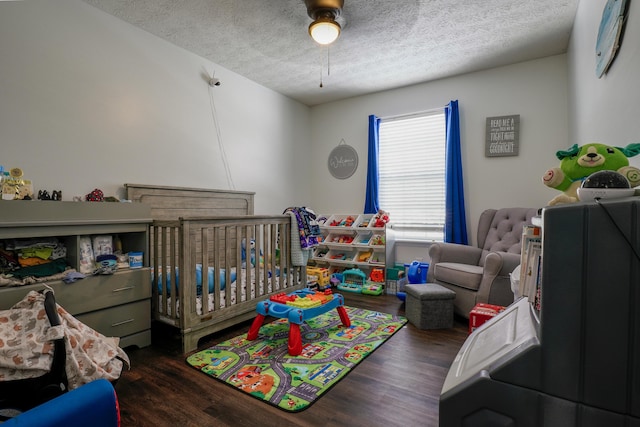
[186,306,407,412]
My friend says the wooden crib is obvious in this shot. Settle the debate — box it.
[125,184,307,353]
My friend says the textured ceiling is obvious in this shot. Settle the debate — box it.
[83,0,579,106]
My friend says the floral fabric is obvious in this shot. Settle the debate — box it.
[0,290,129,390]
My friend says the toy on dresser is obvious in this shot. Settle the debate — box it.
[1,167,33,201]
[542,142,640,205]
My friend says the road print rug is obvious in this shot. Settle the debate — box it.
[186,306,407,412]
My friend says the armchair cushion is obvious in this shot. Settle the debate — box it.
[433,263,483,291]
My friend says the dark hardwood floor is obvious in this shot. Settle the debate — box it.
[115,292,469,427]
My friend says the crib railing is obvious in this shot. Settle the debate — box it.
[150,215,307,331]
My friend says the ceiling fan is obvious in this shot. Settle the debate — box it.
[304,0,345,45]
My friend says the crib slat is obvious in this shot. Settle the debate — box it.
[236,226,245,305]
[222,225,230,311]
[200,227,210,315]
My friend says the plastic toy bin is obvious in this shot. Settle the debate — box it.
[369,252,385,265]
[326,249,355,262]
[325,232,355,245]
[353,232,372,246]
[325,214,361,228]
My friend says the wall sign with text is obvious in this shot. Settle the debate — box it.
[485,115,520,157]
[328,141,358,179]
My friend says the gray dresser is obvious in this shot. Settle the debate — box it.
[0,201,152,349]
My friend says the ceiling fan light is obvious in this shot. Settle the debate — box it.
[309,18,341,45]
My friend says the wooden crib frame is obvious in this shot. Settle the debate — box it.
[125,184,307,353]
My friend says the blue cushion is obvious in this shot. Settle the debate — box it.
[2,379,119,427]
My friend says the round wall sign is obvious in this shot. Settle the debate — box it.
[328,143,358,179]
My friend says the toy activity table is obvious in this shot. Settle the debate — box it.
[247,289,351,356]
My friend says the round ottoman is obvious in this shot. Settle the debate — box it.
[405,283,456,329]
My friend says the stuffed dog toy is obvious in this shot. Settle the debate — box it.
[542,142,640,205]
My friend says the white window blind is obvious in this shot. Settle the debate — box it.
[379,110,446,241]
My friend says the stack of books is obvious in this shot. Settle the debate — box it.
[519,221,542,311]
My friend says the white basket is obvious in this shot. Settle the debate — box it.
[325,214,361,228]
[368,232,385,246]
[326,249,356,264]
[325,232,356,246]
[313,247,329,260]
[355,214,374,229]
[369,252,385,265]
[353,232,373,246]
[354,249,373,263]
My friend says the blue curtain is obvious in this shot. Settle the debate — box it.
[444,100,468,244]
[364,114,380,214]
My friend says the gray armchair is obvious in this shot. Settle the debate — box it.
[426,207,539,318]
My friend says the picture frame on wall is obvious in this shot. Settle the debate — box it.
[485,115,520,157]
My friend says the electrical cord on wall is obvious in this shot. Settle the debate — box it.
[208,84,235,190]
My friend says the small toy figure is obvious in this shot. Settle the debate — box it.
[337,235,353,244]
[372,210,390,227]
[86,188,105,202]
[338,216,355,227]
[370,234,385,245]
[358,250,372,262]
[2,167,33,200]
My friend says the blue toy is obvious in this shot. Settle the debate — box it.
[241,238,254,267]
[154,264,236,296]
[406,261,429,284]
[397,261,429,301]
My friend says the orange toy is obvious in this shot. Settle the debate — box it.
[369,268,384,283]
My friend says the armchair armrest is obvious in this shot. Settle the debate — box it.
[483,251,521,277]
[476,251,521,305]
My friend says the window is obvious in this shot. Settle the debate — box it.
[378,110,446,241]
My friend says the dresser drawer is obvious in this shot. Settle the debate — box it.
[76,299,151,339]
[55,268,150,315]
[0,269,151,313]
[0,285,48,310]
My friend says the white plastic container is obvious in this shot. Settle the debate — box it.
[128,252,143,268]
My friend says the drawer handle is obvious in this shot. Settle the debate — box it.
[112,286,134,293]
[111,319,134,327]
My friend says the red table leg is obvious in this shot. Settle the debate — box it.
[336,306,351,327]
[247,314,266,340]
[288,323,302,356]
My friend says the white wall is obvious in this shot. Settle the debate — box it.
[308,55,569,246]
[8,0,628,252]
[568,0,640,160]
[0,0,310,214]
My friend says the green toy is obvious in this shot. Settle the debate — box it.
[542,142,640,205]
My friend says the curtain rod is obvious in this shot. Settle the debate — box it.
[379,106,445,121]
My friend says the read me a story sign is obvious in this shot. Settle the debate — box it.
[485,115,520,157]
